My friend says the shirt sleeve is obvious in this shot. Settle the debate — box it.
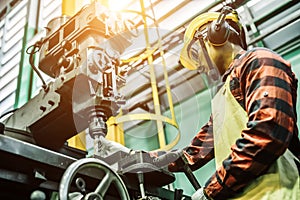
[204,49,297,199]
[168,115,215,172]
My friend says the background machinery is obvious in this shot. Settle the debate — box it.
[0,2,194,199]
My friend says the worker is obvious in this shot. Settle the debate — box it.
[169,6,300,200]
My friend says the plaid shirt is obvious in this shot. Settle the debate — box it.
[179,48,300,199]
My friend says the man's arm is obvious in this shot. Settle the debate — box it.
[169,116,215,172]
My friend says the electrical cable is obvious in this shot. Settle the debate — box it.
[26,40,48,90]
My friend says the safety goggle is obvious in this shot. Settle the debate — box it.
[186,28,209,72]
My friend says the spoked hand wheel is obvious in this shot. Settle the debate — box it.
[59,158,130,200]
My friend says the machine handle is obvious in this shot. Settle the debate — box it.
[153,150,202,190]
[152,150,182,167]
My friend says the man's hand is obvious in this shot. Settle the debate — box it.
[192,188,210,200]
[152,150,182,167]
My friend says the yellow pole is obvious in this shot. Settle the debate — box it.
[139,0,166,148]
[62,0,76,16]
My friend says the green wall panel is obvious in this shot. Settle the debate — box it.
[283,46,300,137]
[125,120,160,150]
[14,25,35,108]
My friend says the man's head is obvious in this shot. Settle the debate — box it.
[180,8,247,74]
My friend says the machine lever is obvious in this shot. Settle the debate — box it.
[177,155,201,190]
[152,150,182,167]
[153,150,201,190]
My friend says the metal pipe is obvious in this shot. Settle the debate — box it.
[248,10,300,45]
[120,1,223,69]
[152,0,193,26]
[125,69,200,113]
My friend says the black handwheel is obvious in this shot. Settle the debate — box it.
[59,158,130,200]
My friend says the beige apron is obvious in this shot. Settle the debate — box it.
[211,76,300,200]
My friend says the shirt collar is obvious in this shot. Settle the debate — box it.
[221,50,246,81]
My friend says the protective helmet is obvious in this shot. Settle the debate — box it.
[180,11,245,70]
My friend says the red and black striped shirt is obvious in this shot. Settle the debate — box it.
[181,47,300,199]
